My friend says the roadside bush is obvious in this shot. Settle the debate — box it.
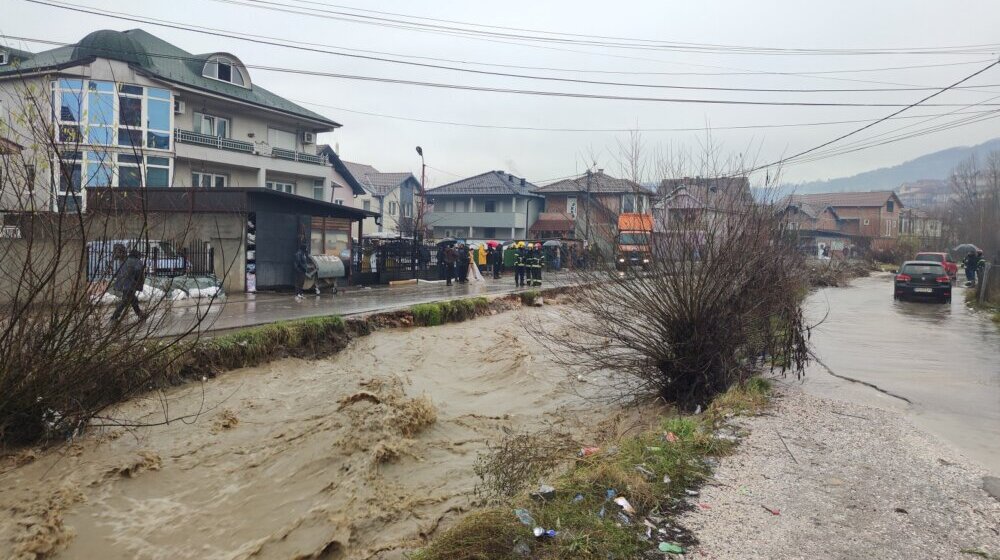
[533,180,808,407]
[411,303,443,326]
[520,290,540,306]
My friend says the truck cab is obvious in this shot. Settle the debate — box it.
[616,213,653,271]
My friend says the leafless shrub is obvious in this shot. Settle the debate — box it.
[943,151,1000,260]
[473,427,581,505]
[0,75,232,446]
[535,134,809,406]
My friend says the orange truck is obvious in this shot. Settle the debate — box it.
[616,213,653,270]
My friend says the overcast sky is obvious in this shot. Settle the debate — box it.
[5,0,1000,188]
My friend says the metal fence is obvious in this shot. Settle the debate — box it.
[978,261,998,304]
[86,240,214,282]
[351,236,439,285]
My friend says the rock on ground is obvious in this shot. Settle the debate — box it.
[680,386,1000,560]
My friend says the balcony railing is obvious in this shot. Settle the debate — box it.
[175,129,327,166]
[174,129,255,154]
[271,147,325,165]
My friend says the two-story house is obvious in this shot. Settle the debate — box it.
[530,170,652,254]
[339,160,422,237]
[0,29,376,292]
[783,191,903,251]
[426,170,542,240]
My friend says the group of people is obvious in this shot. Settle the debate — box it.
[963,248,986,287]
[435,241,547,288]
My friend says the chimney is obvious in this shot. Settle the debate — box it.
[508,173,514,182]
[597,168,604,174]
[520,178,526,186]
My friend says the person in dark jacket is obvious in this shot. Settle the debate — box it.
[492,246,502,278]
[457,244,470,283]
[964,250,980,286]
[294,244,311,298]
[111,248,147,321]
[443,244,457,285]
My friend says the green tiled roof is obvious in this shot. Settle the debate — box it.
[0,29,338,127]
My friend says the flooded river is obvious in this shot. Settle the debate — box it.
[802,274,1000,475]
[0,307,617,560]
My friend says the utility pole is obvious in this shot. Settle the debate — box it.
[585,169,592,247]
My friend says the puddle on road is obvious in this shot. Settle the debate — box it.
[0,308,618,559]
[802,274,1000,475]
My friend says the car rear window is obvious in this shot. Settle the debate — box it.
[915,253,944,262]
[902,263,945,275]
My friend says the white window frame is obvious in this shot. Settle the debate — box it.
[334,199,345,205]
[313,179,325,201]
[388,201,398,215]
[193,112,230,138]
[202,55,249,88]
[0,51,8,66]
[266,180,294,194]
[193,171,228,188]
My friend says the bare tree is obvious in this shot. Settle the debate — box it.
[533,134,808,406]
[0,74,233,446]
[945,151,1000,260]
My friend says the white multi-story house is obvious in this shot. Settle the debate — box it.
[0,29,375,292]
[0,28,361,209]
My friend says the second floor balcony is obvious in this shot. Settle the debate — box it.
[174,129,325,165]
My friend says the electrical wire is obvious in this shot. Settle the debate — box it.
[225,0,1000,56]
[24,0,1000,92]
[289,98,1000,133]
[752,59,1000,171]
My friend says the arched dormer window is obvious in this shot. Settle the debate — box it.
[202,55,249,88]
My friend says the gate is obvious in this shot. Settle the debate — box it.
[351,236,440,284]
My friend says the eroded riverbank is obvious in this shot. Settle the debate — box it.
[0,306,618,560]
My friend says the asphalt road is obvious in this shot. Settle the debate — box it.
[800,273,1000,476]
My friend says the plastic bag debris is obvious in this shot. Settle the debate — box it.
[606,489,617,500]
[665,432,679,443]
[663,474,672,484]
[761,505,780,515]
[697,503,712,510]
[579,446,600,457]
[514,509,535,526]
[659,542,685,554]
[685,489,699,496]
[572,494,584,503]
[613,497,635,515]
[635,465,655,479]
[531,484,556,501]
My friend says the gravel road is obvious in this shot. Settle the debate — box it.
[679,386,1000,560]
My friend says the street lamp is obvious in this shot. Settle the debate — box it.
[415,146,426,240]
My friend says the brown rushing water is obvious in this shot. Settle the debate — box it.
[801,274,1000,475]
[0,307,618,560]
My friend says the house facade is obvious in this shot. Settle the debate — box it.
[531,170,652,254]
[779,191,904,255]
[339,160,422,237]
[0,29,376,292]
[426,170,541,240]
[0,29,348,210]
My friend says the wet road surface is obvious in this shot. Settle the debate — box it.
[801,274,1000,475]
[155,272,578,337]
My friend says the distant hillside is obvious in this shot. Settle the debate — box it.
[786,137,1000,194]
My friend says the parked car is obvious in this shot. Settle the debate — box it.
[913,251,958,281]
[893,261,952,303]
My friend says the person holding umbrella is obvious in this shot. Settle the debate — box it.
[962,246,980,286]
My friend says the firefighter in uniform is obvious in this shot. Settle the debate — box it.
[527,242,544,287]
[514,241,527,287]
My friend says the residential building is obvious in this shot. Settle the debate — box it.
[780,191,904,253]
[898,208,943,240]
[339,160,422,237]
[0,29,376,292]
[426,170,542,240]
[0,29,348,209]
[531,170,652,253]
[655,176,752,232]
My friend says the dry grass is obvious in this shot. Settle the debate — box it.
[412,380,772,559]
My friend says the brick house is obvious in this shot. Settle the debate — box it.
[530,170,652,255]
[780,191,904,255]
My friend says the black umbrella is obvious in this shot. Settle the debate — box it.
[953,243,979,254]
[436,238,457,247]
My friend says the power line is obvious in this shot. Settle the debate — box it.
[9,26,1000,108]
[290,98,1000,133]
[15,9,1000,96]
[225,0,1000,56]
[753,59,1000,171]
[275,0,1000,57]
[25,1,1000,93]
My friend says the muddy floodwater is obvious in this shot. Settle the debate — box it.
[802,274,1000,475]
[0,307,618,559]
